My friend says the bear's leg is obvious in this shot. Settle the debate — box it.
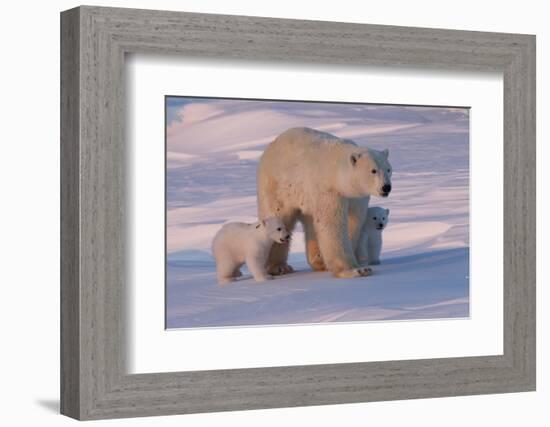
[356,228,370,266]
[367,232,382,265]
[246,253,273,283]
[314,198,371,278]
[265,242,293,275]
[302,214,326,271]
[215,257,239,285]
[264,214,297,275]
[348,197,369,255]
[257,180,294,276]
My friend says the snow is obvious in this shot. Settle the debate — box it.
[166,98,470,329]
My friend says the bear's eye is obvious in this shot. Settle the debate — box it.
[387,169,391,173]
[371,169,377,174]
[373,217,377,220]
[277,227,282,231]
[382,217,385,220]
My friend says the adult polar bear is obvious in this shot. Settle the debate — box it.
[257,127,392,278]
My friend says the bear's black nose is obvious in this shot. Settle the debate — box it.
[382,184,392,193]
[378,223,384,228]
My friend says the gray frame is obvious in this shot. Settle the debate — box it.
[60,5,536,420]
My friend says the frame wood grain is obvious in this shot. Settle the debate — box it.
[60,5,536,420]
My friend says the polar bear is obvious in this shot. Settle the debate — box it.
[212,217,291,284]
[257,127,392,278]
[356,206,390,265]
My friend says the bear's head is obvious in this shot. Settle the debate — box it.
[261,217,291,244]
[340,148,392,198]
[366,207,390,231]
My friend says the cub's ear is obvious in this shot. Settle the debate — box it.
[382,148,389,158]
[386,208,390,215]
[350,153,361,165]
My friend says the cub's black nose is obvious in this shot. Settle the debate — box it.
[382,184,392,193]
[378,223,384,228]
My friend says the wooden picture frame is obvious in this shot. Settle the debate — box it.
[60,5,536,420]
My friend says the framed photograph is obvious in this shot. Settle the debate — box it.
[61,6,536,420]
[164,96,471,329]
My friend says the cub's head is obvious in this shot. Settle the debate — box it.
[260,217,291,244]
[343,148,392,198]
[366,207,390,231]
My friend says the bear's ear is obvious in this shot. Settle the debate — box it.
[382,148,389,159]
[350,153,361,166]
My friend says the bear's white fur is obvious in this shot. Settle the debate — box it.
[212,217,290,284]
[257,127,392,278]
[357,206,390,265]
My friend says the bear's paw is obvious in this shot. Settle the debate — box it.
[267,263,295,275]
[334,266,373,279]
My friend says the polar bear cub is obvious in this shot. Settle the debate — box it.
[360,207,390,265]
[212,217,291,284]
